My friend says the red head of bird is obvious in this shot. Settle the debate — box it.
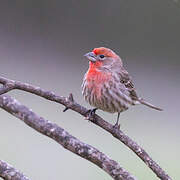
[84,47,123,72]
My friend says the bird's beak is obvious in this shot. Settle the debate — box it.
[84,52,96,62]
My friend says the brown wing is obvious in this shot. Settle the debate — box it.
[118,68,139,101]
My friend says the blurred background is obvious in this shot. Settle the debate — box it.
[0,0,179,179]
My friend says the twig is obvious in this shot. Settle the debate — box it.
[0,76,172,180]
[0,95,136,180]
[0,160,29,180]
[63,93,74,112]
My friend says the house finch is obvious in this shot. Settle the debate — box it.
[82,47,162,128]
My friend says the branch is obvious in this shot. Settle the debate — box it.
[0,95,136,180]
[0,76,171,180]
[0,160,29,180]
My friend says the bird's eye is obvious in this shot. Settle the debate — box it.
[99,55,105,59]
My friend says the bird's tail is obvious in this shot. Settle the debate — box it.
[138,98,163,111]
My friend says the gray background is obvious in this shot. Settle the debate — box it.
[0,0,179,179]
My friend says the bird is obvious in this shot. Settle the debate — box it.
[82,47,162,128]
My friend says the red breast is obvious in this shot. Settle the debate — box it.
[86,62,111,98]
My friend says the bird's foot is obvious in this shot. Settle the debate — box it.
[85,108,98,120]
[112,112,121,130]
[113,122,120,130]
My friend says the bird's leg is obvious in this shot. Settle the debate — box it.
[113,112,120,129]
[85,108,98,119]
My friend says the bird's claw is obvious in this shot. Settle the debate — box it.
[85,108,98,120]
[113,123,120,130]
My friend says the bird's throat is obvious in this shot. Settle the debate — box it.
[89,61,103,70]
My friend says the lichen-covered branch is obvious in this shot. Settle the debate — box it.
[0,160,29,180]
[0,95,136,180]
[0,76,172,180]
